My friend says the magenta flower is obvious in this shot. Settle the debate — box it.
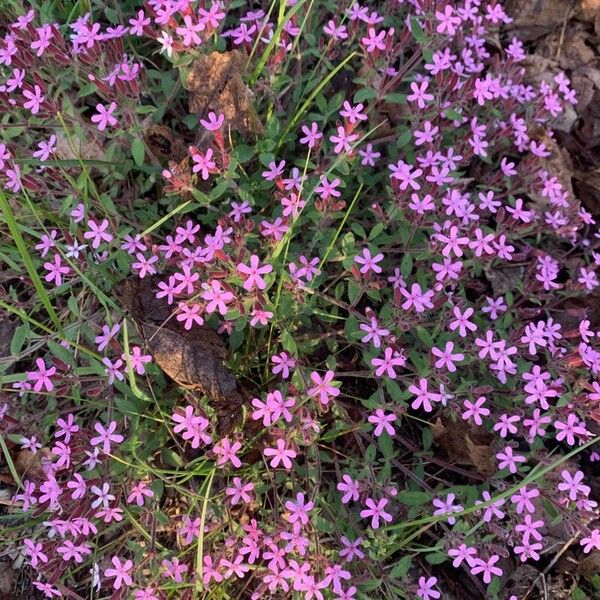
[91,102,118,130]
[200,111,225,131]
[212,437,242,468]
[237,254,273,291]
[90,421,124,454]
[417,576,441,600]
[367,409,396,437]
[355,248,384,274]
[401,283,434,313]
[462,397,490,426]
[558,470,590,501]
[104,556,133,590]
[360,497,392,529]
[496,446,526,474]
[191,147,216,179]
[337,474,360,504]
[371,347,405,378]
[431,341,464,372]
[84,219,113,248]
[225,477,254,505]
[580,529,600,553]
[470,555,503,584]
[27,358,56,392]
[263,438,296,469]
[307,370,340,406]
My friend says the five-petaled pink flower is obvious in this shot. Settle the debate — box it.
[237,255,273,291]
[91,102,118,131]
[104,556,133,590]
[307,370,340,406]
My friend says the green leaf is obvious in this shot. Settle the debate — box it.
[132,138,145,167]
[400,253,413,277]
[347,280,362,305]
[397,490,430,506]
[390,555,412,578]
[10,324,28,357]
[444,108,463,122]
[426,552,447,565]
[379,432,393,458]
[384,93,406,104]
[281,329,298,355]
[354,87,377,103]
[396,129,412,149]
[47,340,75,367]
[411,16,426,44]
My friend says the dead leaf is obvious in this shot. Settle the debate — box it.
[430,413,495,476]
[580,0,600,19]
[14,448,50,479]
[579,551,600,580]
[0,318,17,374]
[186,50,263,138]
[143,124,187,163]
[114,276,246,431]
[0,561,14,595]
[505,0,574,41]
[55,130,105,161]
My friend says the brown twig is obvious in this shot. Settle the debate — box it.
[555,1,575,60]
[522,532,580,599]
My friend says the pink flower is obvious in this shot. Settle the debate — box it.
[307,370,340,406]
[225,477,254,504]
[355,248,384,274]
[284,492,314,531]
[271,352,296,379]
[27,358,56,392]
[337,474,360,504]
[263,438,296,469]
[558,470,590,501]
[554,414,588,445]
[127,482,154,506]
[470,555,503,584]
[84,219,113,248]
[104,556,133,590]
[496,446,526,474]
[580,529,600,553]
[237,255,273,291]
[212,437,242,468]
[431,341,463,372]
[401,283,434,313]
[91,102,118,131]
[360,497,392,529]
[90,421,124,454]
[368,409,396,437]
[200,111,225,131]
[462,397,490,426]
[23,84,45,114]
[417,576,440,600]
[191,147,216,179]
[371,347,405,378]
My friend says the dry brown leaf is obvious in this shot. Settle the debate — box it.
[580,0,600,18]
[14,448,50,479]
[430,413,495,476]
[143,124,187,163]
[114,275,246,431]
[0,561,14,595]
[186,50,263,137]
[505,0,572,41]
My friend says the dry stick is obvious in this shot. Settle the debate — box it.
[522,532,581,599]
[555,1,575,60]
[396,434,487,482]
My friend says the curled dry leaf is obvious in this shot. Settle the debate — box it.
[114,275,245,431]
[143,124,187,163]
[186,49,264,138]
[430,413,495,476]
